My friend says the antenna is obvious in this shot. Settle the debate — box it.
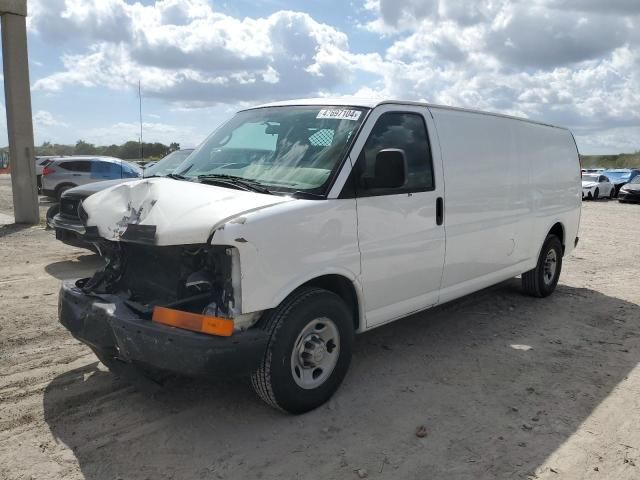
[138,80,143,162]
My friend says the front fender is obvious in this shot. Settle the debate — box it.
[209,198,361,321]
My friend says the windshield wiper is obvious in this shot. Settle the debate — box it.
[197,174,272,194]
[290,190,325,199]
[165,173,187,180]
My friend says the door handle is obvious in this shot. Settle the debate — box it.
[436,197,444,226]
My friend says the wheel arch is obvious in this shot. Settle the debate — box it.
[273,273,364,333]
[55,182,77,198]
[548,222,565,253]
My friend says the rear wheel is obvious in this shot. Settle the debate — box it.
[251,287,353,414]
[610,188,615,199]
[593,188,599,200]
[522,234,563,298]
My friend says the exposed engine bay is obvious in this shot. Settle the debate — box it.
[78,240,257,329]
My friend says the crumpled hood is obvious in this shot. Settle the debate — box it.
[81,178,293,245]
[63,178,137,199]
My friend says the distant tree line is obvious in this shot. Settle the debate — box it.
[34,140,181,160]
[580,152,640,169]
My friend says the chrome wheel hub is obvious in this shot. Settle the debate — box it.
[543,249,557,285]
[291,318,340,389]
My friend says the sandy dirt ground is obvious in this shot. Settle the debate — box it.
[0,173,639,480]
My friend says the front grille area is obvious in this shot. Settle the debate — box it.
[60,197,81,220]
[119,244,191,303]
[115,243,223,305]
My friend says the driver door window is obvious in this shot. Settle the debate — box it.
[355,112,434,197]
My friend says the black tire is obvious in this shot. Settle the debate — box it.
[522,234,563,298]
[250,287,354,414]
[45,204,59,229]
[610,188,615,199]
[55,184,75,201]
[593,188,599,200]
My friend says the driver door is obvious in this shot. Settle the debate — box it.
[351,106,446,328]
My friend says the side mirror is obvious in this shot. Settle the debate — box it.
[365,148,408,189]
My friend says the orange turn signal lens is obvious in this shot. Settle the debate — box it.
[152,307,234,337]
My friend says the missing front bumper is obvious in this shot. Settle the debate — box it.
[58,281,269,378]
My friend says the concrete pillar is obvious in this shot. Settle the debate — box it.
[1,1,38,224]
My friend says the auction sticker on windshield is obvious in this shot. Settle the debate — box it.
[316,109,362,121]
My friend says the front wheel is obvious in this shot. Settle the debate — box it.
[251,287,354,414]
[610,188,615,199]
[593,188,599,200]
[522,234,563,298]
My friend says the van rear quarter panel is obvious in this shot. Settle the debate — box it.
[430,107,580,293]
[516,121,581,257]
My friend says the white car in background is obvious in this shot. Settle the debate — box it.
[582,174,615,200]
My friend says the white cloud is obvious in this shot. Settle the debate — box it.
[31,1,374,106]
[27,0,640,153]
[83,121,202,146]
[574,126,640,154]
[358,0,640,153]
[34,110,68,128]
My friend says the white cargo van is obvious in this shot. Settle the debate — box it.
[59,98,581,413]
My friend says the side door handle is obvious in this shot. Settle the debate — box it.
[436,197,444,226]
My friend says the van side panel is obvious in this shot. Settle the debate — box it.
[518,123,581,259]
[430,107,580,302]
[430,107,532,290]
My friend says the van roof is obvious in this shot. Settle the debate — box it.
[246,97,567,131]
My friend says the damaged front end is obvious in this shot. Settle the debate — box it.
[78,240,256,328]
[59,239,268,379]
[56,178,287,379]
[58,241,269,378]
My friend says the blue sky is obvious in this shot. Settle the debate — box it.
[1,0,639,154]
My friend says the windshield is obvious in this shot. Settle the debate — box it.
[582,175,599,182]
[177,106,368,194]
[604,170,630,181]
[120,160,143,177]
[144,149,194,177]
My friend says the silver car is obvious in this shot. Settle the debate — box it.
[48,149,195,251]
[34,156,59,192]
[41,156,142,199]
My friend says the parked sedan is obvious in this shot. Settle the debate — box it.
[604,168,640,196]
[582,174,615,200]
[618,176,640,203]
[49,149,194,251]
